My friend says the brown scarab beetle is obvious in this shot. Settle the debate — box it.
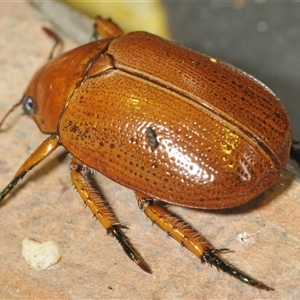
[1,16,299,291]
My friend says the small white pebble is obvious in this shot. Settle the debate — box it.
[21,238,61,270]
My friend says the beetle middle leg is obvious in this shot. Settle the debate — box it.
[92,16,124,40]
[135,191,274,291]
[69,157,151,273]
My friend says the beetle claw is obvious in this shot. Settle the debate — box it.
[109,224,152,274]
[201,249,274,291]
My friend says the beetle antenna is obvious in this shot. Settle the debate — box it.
[42,27,62,60]
[0,99,23,130]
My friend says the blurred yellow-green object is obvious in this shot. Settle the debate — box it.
[62,1,170,38]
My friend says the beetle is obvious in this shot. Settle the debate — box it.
[0,16,299,291]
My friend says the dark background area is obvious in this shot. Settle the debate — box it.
[164,1,300,140]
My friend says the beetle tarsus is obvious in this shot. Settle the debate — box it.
[109,224,152,274]
[0,177,20,202]
[201,249,274,291]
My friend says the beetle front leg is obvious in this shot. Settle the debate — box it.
[135,191,274,291]
[69,157,151,273]
[0,136,60,202]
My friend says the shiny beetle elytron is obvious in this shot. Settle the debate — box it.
[1,16,298,291]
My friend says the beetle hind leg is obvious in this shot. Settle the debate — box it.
[290,140,300,169]
[135,191,274,291]
[69,157,151,273]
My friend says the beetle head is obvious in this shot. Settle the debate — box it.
[20,43,100,134]
[1,40,113,134]
[0,48,71,134]
[20,40,113,134]
[22,54,80,134]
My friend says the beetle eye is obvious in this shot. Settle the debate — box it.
[22,96,35,117]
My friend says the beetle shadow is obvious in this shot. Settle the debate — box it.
[205,169,295,216]
[0,150,68,207]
